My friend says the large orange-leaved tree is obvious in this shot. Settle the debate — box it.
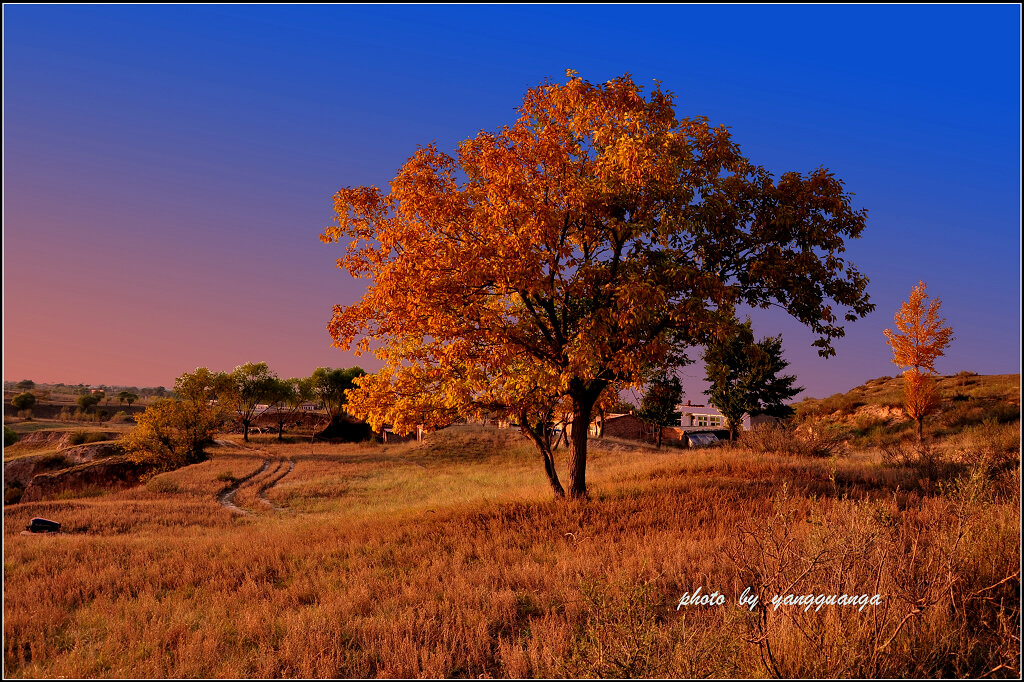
[884,280,954,442]
[322,71,873,499]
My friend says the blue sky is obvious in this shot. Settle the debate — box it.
[4,4,1020,398]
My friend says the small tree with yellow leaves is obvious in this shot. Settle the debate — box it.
[884,281,954,443]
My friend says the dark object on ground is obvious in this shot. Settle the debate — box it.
[315,415,372,442]
[26,518,61,533]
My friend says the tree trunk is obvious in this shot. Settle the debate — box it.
[568,391,599,499]
[656,426,663,449]
[278,420,285,441]
[916,416,923,444]
[519,413,565,497]
[243,420,250,442]
[541,442,565,497]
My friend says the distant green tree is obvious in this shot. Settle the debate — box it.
[231,362,278,442]
[175,367,235,405]
[266,376,315,440]
[310,367,366,439]
[11,392,36,411]
[15,380,35,392]
[703,319,803,441]
[76,394,100,413]
[117,391,139,408]
[638,372,684,449]
[310,367,365,420]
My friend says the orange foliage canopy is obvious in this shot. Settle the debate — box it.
[322,71,873,497]
[883,280,954,375]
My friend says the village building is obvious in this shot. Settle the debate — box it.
[574,400,780,448]
[678,400,779,433]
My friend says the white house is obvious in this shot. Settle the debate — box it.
[678,401,778,432]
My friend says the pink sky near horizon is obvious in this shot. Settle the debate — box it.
[2,171,371,388]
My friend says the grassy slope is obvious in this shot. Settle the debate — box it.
[3,414,1021,677]
[795,372,1019,415]
[793,373,1020,444]
[4,422,130,463]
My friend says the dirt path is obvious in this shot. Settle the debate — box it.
[216,459,270,516]
[214,440,294,515]
[257,459,295,511]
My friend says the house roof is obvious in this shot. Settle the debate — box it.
[679,404,726,417]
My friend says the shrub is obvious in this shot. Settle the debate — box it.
[68,431,109,446]
[820,393,865,416]
[3,425,18,446]
[10,392,36,411]
[938,402,1019,431]
[992,403,1020,424]
[847,416,913,449]
[146,477,180,494]
[880,440,961,485]
[942,422,1021,480]
[76,394,100,411]
[939,403,989,429]
[124,398,225,469]
[740,424,845,458]
[4,485,24,505]
[109,411,133,424]
[53,486,104,500]
[37,453,70,469]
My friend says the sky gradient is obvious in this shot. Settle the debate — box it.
[3,5,1021,399]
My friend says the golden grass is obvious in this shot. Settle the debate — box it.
[3,425,1020,677]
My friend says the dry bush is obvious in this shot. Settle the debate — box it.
[942,422,1021,490]
[145,476,181,494]
[880,441,959,486]
[67,430,110,446]
[794,393,866,422]
[881,421,1020,497]
[728,483,1020,677]
[939,402,986,428]
[741,424,845,458]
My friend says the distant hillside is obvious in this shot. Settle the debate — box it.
[791,372,1020,446]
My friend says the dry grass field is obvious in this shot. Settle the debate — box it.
[3,410,1020,678]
